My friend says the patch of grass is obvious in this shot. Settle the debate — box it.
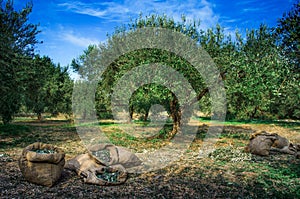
[13,117,36,122]
[195,128,207,140]
[253,163,300,198]
[149,138,161,143]
[156,124,173,139]
[107,131,137,147]
[208,146,252,163]
[99,121,116,126]
[0,124,31,136]
[133,120,151,126]
[0,120,78,150]
[0,124,34,149]
[223,155,300,198]
[219,131,250,140]
[112,131,137,141]
[196,116,300,130]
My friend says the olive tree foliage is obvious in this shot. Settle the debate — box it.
[129,84,171,121]
[188,23,290,120]
[0,0,40,124]
[226,25,291,119]
[71,45,103,120]
[72,14,212,134]
[272,1,300,119]
[72,13,298,130]
[24,56,53,119]
[47,64,73,118]
[25,55,73,119]
[275,0,300,70]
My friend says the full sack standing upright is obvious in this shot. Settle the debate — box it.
[19,142,65,187]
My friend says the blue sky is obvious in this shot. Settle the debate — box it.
[13,0,295,67]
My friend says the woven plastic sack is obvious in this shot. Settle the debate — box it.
[18,142,65,187]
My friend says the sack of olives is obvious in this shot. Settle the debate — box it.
[65,153,127,185]
[84,163,127,186]
[88,144,141,168]
[18,142,65,187]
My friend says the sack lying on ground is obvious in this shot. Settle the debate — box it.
[245,131,276,156]
[18,142,65,187]
[65,153,127,185]
[65,144,141,185]
[245,131,300,157]
[88,144,142,168]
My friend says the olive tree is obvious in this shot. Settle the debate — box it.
[0,0,40,124]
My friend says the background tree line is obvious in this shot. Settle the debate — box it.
[72,1,299,125]
[0,0,73,124]
[1,0,299,125]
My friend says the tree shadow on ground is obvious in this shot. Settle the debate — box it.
[0,121,79,150]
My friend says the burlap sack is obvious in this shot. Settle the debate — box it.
[246,132,277,156]
[18,142,65,187]
[65,153,127,185]
[272,134,290,149]
[246,131,300,157]
[88,144,142,168]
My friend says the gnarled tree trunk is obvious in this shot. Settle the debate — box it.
[169,88,209,136]
[170,93,181,136]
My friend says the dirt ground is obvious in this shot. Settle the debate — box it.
[0,119,299,198]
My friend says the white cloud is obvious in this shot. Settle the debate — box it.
[125,0,219,29]
[242,8,262,13]
[58,1,130,20]
[58,1,107,17]
[58,0,220,29]
[61,31,98,47]
[235,0,258,6]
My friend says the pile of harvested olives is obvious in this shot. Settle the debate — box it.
[96,168,120,182]
[92,149,111,163]
[32,149,56,154]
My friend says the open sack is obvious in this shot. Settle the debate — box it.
[65,144,142,185]
[18,142,65,187]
